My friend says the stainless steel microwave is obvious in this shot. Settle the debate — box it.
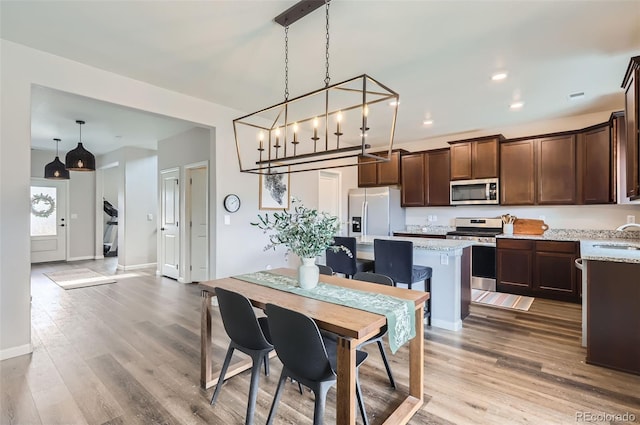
[450,178,499,205]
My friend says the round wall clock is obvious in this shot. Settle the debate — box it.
[223,194,241,213]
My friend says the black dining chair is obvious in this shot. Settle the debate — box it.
[352,272,396,389]
[210,287,273,425]
[265,303,369,425]
[317,264,334,276]
[326,236,374,278]
[373,239,433,325]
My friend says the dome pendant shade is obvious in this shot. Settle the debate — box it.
[45,156,70,179]
[66,120,95,171]
[65,142,95,171]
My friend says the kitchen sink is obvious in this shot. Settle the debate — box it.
[592,244,640,250]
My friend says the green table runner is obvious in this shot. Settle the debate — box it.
[233,271,415,353]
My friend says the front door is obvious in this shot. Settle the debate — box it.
[30,178,67,263]
[160,168,180,279]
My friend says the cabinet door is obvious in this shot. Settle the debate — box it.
[496,247,533,294]
[473,138,499,178]
[534,252,577,297]
[578,126,613,204]
[537,135,576,204]
[400,153,425,206]
[358,155,378,187]
[450,142,472,180]
[425,149,450,206]
[624,68,639,198]
[500,140,535,205]
[378,151,401,185]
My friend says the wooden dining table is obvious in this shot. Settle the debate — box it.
[199,268,429,425]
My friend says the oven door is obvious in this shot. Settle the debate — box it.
[471,244,496,291]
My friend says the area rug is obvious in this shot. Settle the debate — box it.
[471,289,534,311]
[44,268,116,290]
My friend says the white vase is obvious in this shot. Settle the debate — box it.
[298,257,319,289]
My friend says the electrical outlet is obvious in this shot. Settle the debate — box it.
[433,215,438,222]
[440,254,448,265]
[627,215,636,224]
[538,215,546,221]
[427,215,434,222]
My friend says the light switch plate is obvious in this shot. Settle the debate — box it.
[224,214,230,225]
[440,254,448,265]
[71,213,78,219]
[627,215,636,224]
[147,213,153,221]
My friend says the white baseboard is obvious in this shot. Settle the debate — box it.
[67,255,96,262]
[94,255,105,260]
[155,270,161,276]
[430,318,462,332]
[0,343,32,360]
[117,262,157,271]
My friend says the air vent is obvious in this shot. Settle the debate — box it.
[568,92,585,100]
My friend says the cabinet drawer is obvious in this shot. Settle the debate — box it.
[535,241,577,254]
[497,239,534,250]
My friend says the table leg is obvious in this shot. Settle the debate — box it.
[336,336,356,425]
[409,304,424,400]
[200,290,213,389]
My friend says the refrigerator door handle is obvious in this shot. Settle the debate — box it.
[362,201,368,237]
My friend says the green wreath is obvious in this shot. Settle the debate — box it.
[31,193,56,218]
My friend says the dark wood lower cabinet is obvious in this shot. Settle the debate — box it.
[587,260,640,375]
[497,238,580,302]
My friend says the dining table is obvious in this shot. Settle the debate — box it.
[199,268,429,425]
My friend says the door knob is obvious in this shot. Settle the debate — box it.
[161,227,165,231]
[60,224,65,227]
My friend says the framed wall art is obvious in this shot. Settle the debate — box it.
[259,172,290,210]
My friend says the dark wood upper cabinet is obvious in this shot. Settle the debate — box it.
[378,151,401,185]
[400,153,425,206]
[449,136,501,180]
[622,56,640,199]
[400,148,450,207]
[536,134,576,205]
[450,142,472,180]
[500,140,536,205]
[358,150,404,187]
[577,124,615,204]
[425,148,451,206]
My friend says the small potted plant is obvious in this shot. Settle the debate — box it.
[252,199,349,289]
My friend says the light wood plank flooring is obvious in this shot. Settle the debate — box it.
[2,259,639,424]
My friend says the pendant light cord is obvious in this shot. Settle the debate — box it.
[324,0,330,87]
[284,25,289,101]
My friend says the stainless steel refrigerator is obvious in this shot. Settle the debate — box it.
[348,187,405,237]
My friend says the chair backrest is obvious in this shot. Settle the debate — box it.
[373,239,414,284]
[317,264,334,276]
[265,303,335,382]
[326,236,357,276]
[215,287,272,351]
[352,271,394,287]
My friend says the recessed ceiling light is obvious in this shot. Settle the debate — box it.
[510,101,524,110]
[568,92,585,100]
[423,120,433,125]
[492,72,508,81]
[389,100,400,106]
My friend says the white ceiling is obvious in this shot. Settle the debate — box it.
[2,1,639,155]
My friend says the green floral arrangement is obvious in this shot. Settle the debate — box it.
[252,199,351,259]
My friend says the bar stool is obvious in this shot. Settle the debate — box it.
[373,239,433,325]
[326,236,374,278]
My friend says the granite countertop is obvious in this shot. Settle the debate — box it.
[579,239,640,264]
[497,229,640,242]
[401,225,454,236]
[356,235,473,253]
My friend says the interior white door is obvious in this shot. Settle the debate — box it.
[318,170,342,231]
[189,167,208,282]
[161,169,180,279]
[30,178,67,263]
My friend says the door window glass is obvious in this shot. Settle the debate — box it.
[30,186,57,236]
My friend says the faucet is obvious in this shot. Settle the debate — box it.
[616,223,640,231]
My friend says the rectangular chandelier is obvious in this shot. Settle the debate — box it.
[233,74,399,175]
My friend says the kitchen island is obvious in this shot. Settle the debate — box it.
[579,239,640,375]
[355,235,472,331]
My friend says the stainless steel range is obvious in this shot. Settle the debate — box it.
[446,217,503,291]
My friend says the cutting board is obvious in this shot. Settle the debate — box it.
[513,219,549,235]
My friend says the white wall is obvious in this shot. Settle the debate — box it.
[2,40,345,359]
[30,149,97,260]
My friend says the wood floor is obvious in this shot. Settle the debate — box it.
[2,259,639,425]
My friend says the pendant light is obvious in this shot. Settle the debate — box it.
[65,120,95,171]
[44,138,70,180]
